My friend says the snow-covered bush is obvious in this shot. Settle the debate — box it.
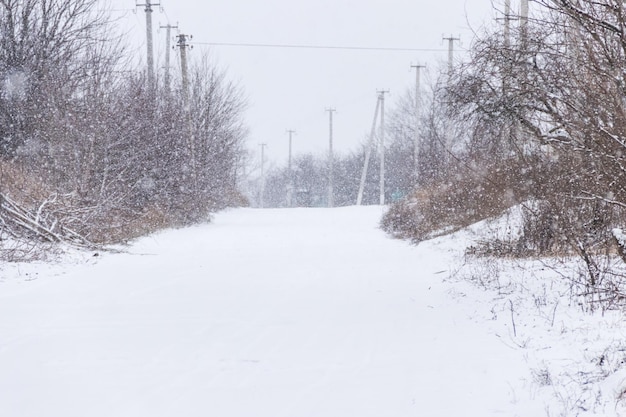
[0,1,248,254]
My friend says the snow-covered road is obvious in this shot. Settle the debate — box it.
[0,207,539,416]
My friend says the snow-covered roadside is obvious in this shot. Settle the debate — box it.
[0,205,616,416]
[434,214,626,417]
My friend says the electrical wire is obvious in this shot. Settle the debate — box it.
[190,41,447,53]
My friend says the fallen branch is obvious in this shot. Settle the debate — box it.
[0,192,98,251]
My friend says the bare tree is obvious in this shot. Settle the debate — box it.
[396,0,626,306]
[0,1,250,249]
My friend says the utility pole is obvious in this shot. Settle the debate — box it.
[565,4,581,59]
[520,0,529,28]
[286,129,296,207]
[504,0,512,48]
[260,143,267,208]
[377,90,389,205]
[410,64,425,183]
[176,33,196,193]
[443,35,461,74]
[160,23,178,92]
[326,108,336,208]
[357,95,381,206]
[442,36,459,169]
[176,33,192,105]
[137,0,160,88]
[520,0,529,46]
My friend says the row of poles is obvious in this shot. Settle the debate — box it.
[134,0,529,208]
[262,36,460,209]
[266,0,529,208]
[136,0,196,192]
[277,36,456,208]
[502,0,529,46]
[136,0,191,100]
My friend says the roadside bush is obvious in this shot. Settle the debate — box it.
[382,157,530,242]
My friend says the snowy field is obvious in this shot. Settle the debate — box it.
[1,206,625,416]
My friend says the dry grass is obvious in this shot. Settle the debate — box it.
[0,161,52,207]
[382,158,528,243]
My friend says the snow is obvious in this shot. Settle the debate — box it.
[613,228,626,248]
[0,206,623,416]
[3,70,28,100]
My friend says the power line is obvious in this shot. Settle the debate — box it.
[189,41,447,53]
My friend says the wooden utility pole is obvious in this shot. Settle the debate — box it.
[137,1,160,88]
[286,129,296,207]
[326,108,336,208]
[160,23,178,92]
[410,64,425,183]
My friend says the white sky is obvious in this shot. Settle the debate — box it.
[108,1,501,168]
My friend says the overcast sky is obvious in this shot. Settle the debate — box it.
[109,1,500,169]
